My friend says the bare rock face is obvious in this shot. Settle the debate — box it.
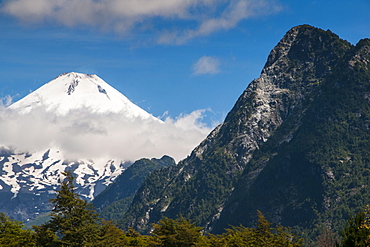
[120,25,354,234]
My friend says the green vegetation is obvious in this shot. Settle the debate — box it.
[33,171,103,246]
[1,171,304,246]
[338,205,370,247]
[214,211,303,247]
[93,156,175,222]
[3,170,370,246]
[148,211,303,246]
[0,212,35,246]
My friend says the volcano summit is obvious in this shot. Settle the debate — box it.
[9,72,157,120]
[0,72,209,222]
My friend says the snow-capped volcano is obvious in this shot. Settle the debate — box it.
[0,72,163,222]
[0,72,211,222]
[10,72,156,120]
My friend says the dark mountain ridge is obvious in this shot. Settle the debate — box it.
[92,155,175,221]
[117,25,369,242]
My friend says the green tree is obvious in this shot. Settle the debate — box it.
[33,224,58,247]
[0,212,35,247]
[34,171,102,246]
[94,220,124,247]
[219,211,303,247]
[151,216,204,246]
[339,207,370,247]
[121,227,151,247]
[33,170,152,246]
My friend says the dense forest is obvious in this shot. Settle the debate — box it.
[1,171,370,246]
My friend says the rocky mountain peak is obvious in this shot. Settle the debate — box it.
[215,25,352,169]
[263,24,301,69]
[119,25,365,236]
[264,25,351,76]
[350,38,370,67]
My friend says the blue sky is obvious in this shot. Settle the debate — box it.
[1,0,369,127]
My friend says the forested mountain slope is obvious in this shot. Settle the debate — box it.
[93,156,175,221]
[118,25,370,240]
[214,37,370,235]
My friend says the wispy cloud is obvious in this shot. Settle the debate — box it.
[0,106,213,162]
[1,0,281,43]
[0,95,15,107]
[192,56,221,75]
[157,0,282,44]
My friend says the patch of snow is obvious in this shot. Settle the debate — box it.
[0,147,126,201]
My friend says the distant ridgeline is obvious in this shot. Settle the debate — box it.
[92,156,175,221]
[103,25,370,242]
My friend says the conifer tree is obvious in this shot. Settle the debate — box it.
[34,171,102,246]
[0,212,35,247]
[219,211,303,247]
[151,216,204,246]
[339,206,370,247]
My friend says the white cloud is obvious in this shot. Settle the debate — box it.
[158,0,282,44]
[0,107,213,162]
[1,0,281,43]
[192,56,220,75]
[1,95,14,107]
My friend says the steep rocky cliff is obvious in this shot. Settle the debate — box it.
[213,37,370,240]
[119,25,370,239]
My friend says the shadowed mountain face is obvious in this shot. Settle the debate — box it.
[92,156,175,222]
[118,25,370,238]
